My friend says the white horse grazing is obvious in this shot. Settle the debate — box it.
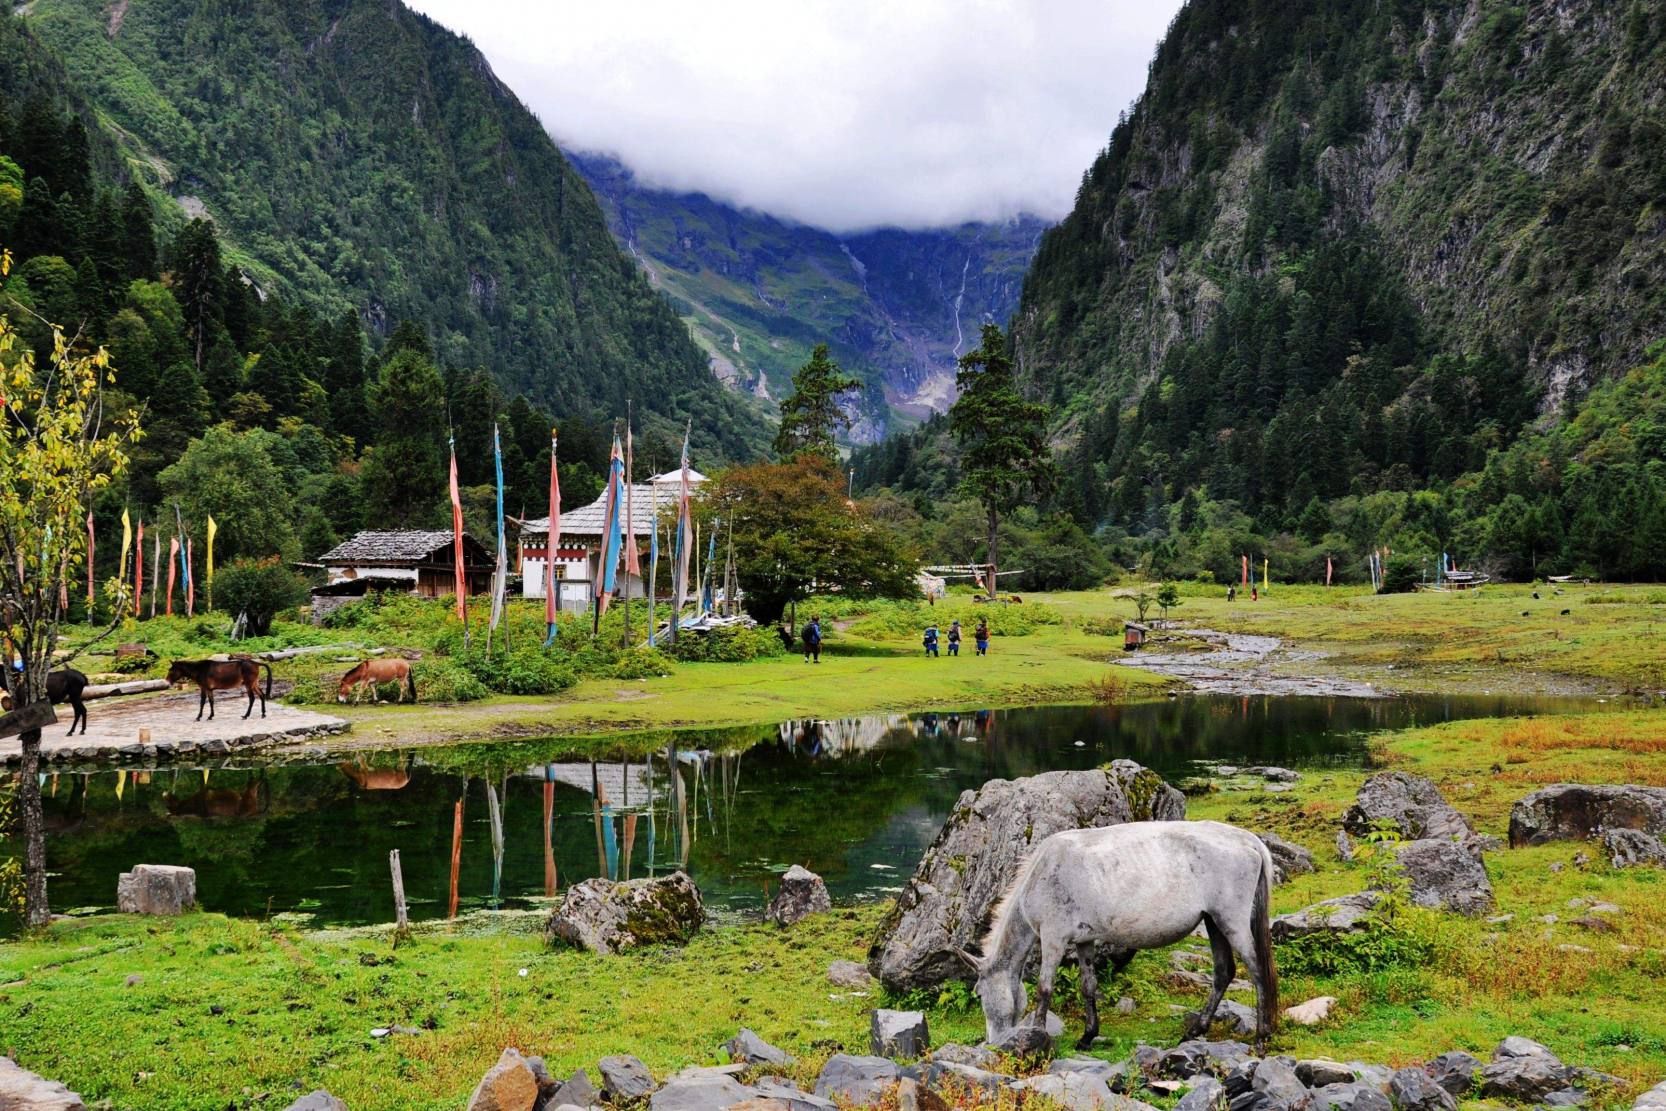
[958,820,1278,1051]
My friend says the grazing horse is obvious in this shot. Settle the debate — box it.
[337,658,416,704]
[167,658,273,720]
[960,820,1278,1052]
[0,668,90,735]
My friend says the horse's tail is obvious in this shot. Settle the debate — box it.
[1252,845,1279,1039]
[405,664,417,702]
[259,661,274,700]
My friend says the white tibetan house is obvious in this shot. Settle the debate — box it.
[519,469,707,613]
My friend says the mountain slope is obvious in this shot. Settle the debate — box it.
[574,152,1046,442]
[19,0,766,455]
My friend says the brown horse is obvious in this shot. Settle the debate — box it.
[167,658,273,720]
[337,658,416,704]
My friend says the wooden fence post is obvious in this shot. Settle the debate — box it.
[389,848,409,937]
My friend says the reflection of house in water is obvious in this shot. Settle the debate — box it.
[516,762,653,806]
[778,716,912,755]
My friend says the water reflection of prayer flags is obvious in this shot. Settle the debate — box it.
[115,768,126,801]
[602,803,619,879]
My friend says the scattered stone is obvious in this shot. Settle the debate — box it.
[1508,784,1666,847]
[870,1010,929,1059]
[930,1044,998,1070]
[1478,1055,1574,1101]
[549,1070,599,1109]
[467,1048,540,1111]
[124,974,143,987]
[1132,1045,1167,1076]
[827,961,874,990]
[116,863,197,916]
[1247,767,1301,783]
[599,1056,657,1101]
[1253,1057,1309,1107]
[1159,1041,1257,1080]
[994,1024,1054,1057]
[1342,772,1470,841]
[867,762,1184,991]
[1051,1058,1130,1087]
[1309,1083,1390,1111]
[546,872,704,954]
[1284,997,1336,1026]
[767,866,831,927]
[1166,968,1252,993]
[813,1056,900,1106]
[1175,1077,1225,1111]
[1185,999,1259,1038]
[1632,1080,1666,1111]
[1258,833,1316,885]
[649,1074,752,1111]
[1540,1089,1588,1107]
[915,1061,1012,1095]
[1393,838,1494,916]
[1270,894,1380,941]
[1336,830,1354,862]
[284,1092,348,1111]
[1011,1071,1156,1111]
[0,1058,89,1111]
[896,1077,950,1111]
[726,1029,794,1068]
[1487,915,1515,925]
[1116,996,1137,1015]
[1604,829,1666,868]
[751,1081,837,1111]
[1423,1052,1481,1098]
[1346,1065,1394,1094]
[1389,1066,1457,1111]
[1298,1062,1357,1088]
[1569,916,1615,933]
[1495,1038,1558,1061]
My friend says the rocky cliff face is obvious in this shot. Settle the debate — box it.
[1014,0,1666,413]
[575,152,1046,442]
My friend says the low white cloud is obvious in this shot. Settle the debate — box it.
[407,0,1181,231]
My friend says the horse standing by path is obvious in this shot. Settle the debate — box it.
[166,658,274,720]
[960,820,1278,1052]
[0,668,90,735]
[337,658,416,704]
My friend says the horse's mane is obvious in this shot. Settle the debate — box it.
[977,849,1040,956]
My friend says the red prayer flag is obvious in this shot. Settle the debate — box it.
[134,519,144,618]
[1325,555,1333,587]
[165,537,179,617]
[624,424,640,579]
[1241,554,1249,588]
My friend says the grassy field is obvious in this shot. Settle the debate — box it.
[4,703,1665,1110]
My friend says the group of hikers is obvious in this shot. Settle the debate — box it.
[923,617,988,658]
[776,613,992,663]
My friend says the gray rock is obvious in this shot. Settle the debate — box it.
[1633,1080,1666,1111]
[871,1009,929,1059]
[993,1024,1054,1057]
[1159,1041,1258,1080]
[1051,1058,1130,1088]
[283,1092,348,1111]
[1254,1058,1309,1107]
[1116,996,1137,1015]
[1184,999,1260,1038]
[1342,773,1470,841]
[1495,1037,1560,1062]
[1011,1072,1157,1111]
[1247,766,1301,783]
[550,1070,599,1109]
[1298,1062,1357,1089]
[599,1056,657,1101]
[1389,1067,1456,1111]
[930,1044,998,1070]
[1422,1052,1481,1098]
[767,866,831,927]
[827,961,874,990]
[751,1081,837,1111]
[1508,784,1666,847]
[1310,1084,1391,1111]
[916,1061,1013,1095]
[1540,1090,1587,1107]
[1337,830,1355,862]
[1258,833,1317,885]
[469,1048,540,1111]
[1478,1056,1575,1101]
[525,1056,557,1099]
[866,762,1183,991]
[1347,1065,1394,1094]
[647,1075,752,1111]
[726,1029,794,1067]
[1393,838,1494,916]
[813,1056,900,1106]
[116,863,197,915]
[1604,829,1666,868]
[1176,1078,1226,1111]
[547,872,704,954]
[1270,893,1381,941]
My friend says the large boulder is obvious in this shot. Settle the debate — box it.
[0,1058,87,1111]
[867,762,1184,991]
[813,1056,900,1106]
[1508,785,1666,847]
[1158,1041,1257,1080]
[1257,833,1316,885]
[1604,829,1666,868]
[1393,838,1493,916]
[1422,1052,1481,1098]
[767,866,831,927]
[546,872,704,953]
[1341,773,1469,841]
[1389,1067,1456,1111]
[1477,1040,1574,1101]
[1634,1081,1666,1111]
[1010,1071,1157,1111]
[1269,893,1380,942]
[467,1048,540,1111]
[600,1056,657,1101]
[1309,1084,1389,1111]
[648,1074,753,1111]
[116,864,197,916]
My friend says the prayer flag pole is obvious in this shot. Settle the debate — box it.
[544,426,561,646]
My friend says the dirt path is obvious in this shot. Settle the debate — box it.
[0,686,348,766]
[1117,627,1385,697]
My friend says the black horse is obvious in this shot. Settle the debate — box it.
[0,668,90,735]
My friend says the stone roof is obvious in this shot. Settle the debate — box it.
[525,476,703,540]
[319,530,473,565]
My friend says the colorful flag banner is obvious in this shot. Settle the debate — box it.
[119,508,132,595]
[624,424,640,581]
[86,511,95,609]
[205,515,217,603]
[1241,554,1249,588]
[595,435,625,618]
[647,485,660,647]
[1325,555,1333,587]
[186,538,195,617]
[150,534,161,618]
[544,427,561,644]
[489,424,508,632]
[1262,557,1269,593]
[449,435,467,623]
[165,537,179,617]
[134,518,144,618]
[671,424,692,638]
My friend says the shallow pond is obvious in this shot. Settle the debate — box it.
[31,693,1602,926]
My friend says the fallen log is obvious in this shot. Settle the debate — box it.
[82,679,170,700]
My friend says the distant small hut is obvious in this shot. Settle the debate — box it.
[1123,621,1150,651]
[310,530,493,623]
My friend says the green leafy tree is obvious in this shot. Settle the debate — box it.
[773,343,860,463]
[1156,581,1182,623]
[711,455,918,625]
[360,347,446,526]
[214,557,307,635]
[948,324,1051,597]
[156,426,299,562]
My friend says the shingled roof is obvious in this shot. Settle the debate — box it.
[319,530,476,565]
[524,470,707,539]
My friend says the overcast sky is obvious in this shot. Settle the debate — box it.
[407,0,1183,232]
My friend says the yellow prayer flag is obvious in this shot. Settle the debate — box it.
[119,507,132,582]
[206,515,217,583]
[1263,558,1269,592]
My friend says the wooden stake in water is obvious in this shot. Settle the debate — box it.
[448,796,464,918]
[542,771,556,897]
[389,849,409,936]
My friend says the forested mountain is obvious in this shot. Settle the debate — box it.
[575,152,1046,442]
[16,0,766,456]
[861,0,1666,583]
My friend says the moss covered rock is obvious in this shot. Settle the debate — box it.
[546,871,705,954]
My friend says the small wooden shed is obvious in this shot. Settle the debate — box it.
[1123,621,1150,651]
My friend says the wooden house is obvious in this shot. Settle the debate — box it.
[311,530,493,622]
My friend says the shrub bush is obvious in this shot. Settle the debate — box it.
[216,558,308,635]
[611,646,676,679]
[417,659,490,702]
[457,647,577,696]
[665,625,787,662]
[1379,553,1422,594]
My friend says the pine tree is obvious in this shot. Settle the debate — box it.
[169,218,223,380]
[773,343,859,463]
[361,347,447,526]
